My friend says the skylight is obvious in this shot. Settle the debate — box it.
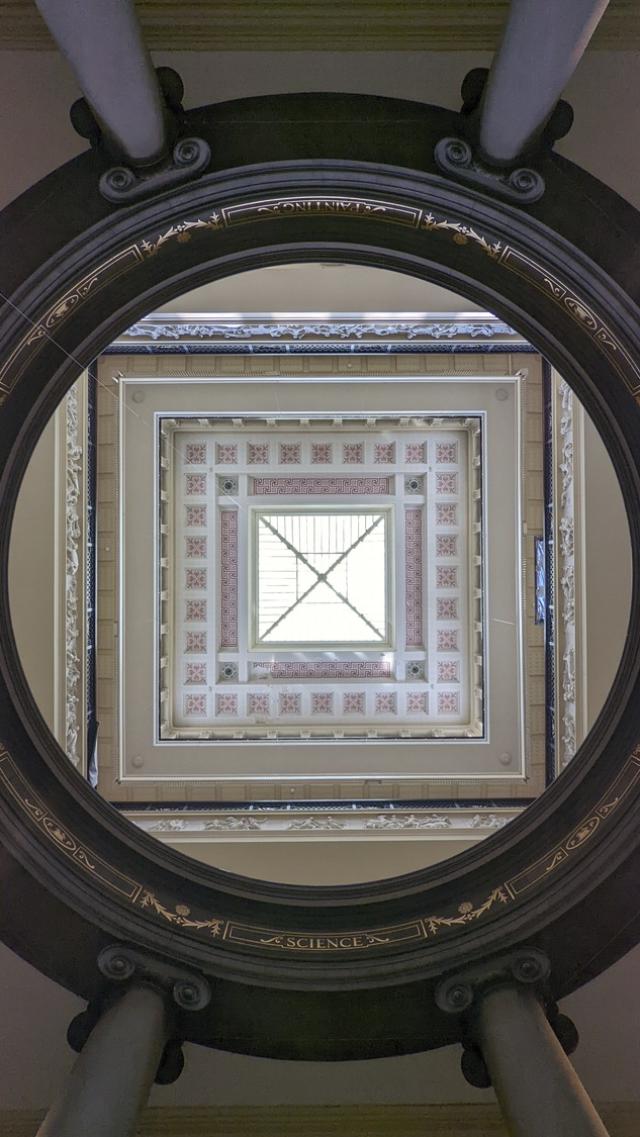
[254,509,391,647]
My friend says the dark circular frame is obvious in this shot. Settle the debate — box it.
[1,94,640,1061]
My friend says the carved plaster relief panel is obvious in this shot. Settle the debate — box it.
[552,372,586,768]
[55,375,88,773]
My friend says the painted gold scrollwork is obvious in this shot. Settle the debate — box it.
[137,890,225,937]
[566,816,600,848]
[140,214,222,258]
[422,886,510,936]
[422,212,502,259]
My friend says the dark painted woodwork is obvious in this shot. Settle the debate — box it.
[0,93,639,1060]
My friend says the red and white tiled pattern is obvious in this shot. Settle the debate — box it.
[185,599,207,622]
[219,510,238,648]
[185,631,207,653]
[438,691,460,714]
[279,692,301,714]
[437,598,459,620]
[311,692,334,714]
[248,442,270,464]
[251,476,392,495]
[184,693,207,716]
[436,472,458,494]
[343,442,364,464]
[185,663,207,685]
[405,507,423,648]
[436,534,457,557]
[374,442,395,463]
[248,693,270,716]
[375,692,397,714]
[436,565,458,589]
[185,568,207,590]
[280,442,301,464]
[438,660,460,683]
[435,502,457,526]
[185,442,207,464]
[216,443,238,464]
[343,692,365,714]
[437,629,459,652]
[185,504,207,527]
[436,441,458,464]
[186,536,207,559]
[405,442,424,463]
[169,421,476,735]
[216,693,238,715]
[311,442,332,463]
[251,661,392,680]
[185,473,207,496]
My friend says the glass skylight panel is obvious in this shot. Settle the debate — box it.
[254,510,390,646]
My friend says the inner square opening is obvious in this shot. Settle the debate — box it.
[8,262,632,885]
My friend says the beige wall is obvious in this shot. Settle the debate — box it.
[0,51,639,210]
[1,46,640,1110]
[8,416,58,732]
[584,416,633,723]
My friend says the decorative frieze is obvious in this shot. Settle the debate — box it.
[127,805,521,839]
[116,313,520,349]
[554,377,580,768]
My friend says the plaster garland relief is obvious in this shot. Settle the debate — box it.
[64,382,85,769]
[555,377,580,768]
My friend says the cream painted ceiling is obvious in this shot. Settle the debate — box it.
[161,265,485,314]
[2,0,639,51]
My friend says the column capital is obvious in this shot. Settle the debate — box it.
[435,948,579,1090]
[435,946,550,1016]
[97,943,211,1011]
[66,943,211,1086]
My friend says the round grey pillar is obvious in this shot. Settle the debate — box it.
[479,0,609,164]
[35,0,168,165]
[36,985,169,1137]
[476,985,610,1137]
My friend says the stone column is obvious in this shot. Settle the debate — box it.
[479,0,609,165]
[37,984,169,1137]
[37,944,211,1137]
[476,983,609,1137]
[436,948,611,1137]
[34,0,167,165]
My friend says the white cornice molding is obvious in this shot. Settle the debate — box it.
[126,805,523,841]
[112,311,526,348]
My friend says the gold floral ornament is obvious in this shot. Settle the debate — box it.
[141,213,222,258]
[422,212,502,259]
[423,887,510,936]
[138,890,225,937]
